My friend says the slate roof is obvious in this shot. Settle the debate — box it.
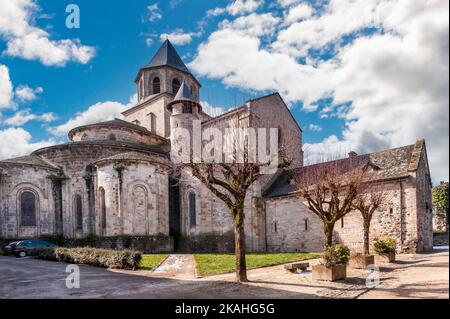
[167,80,202,112]
[0,155,59,170]
[143,39,190,74]
[263,140,425,198]
[173,80,194,102]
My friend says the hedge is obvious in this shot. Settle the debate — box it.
[31,247,142,270]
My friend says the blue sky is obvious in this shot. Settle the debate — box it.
[0,0,448,181]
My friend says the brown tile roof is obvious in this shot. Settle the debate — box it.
[264,141,425,198]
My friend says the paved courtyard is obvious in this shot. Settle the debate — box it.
[0,249,448,299]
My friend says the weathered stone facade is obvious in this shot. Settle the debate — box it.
[0,40,433,253]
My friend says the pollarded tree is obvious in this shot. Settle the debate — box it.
[353,188,387,255]
[295,160,365,248]
[176,129,290,282]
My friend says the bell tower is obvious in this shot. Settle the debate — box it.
[134,39,201,102]
[122,39,202,138]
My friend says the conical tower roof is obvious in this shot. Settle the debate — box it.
[145,39,190,73]
[173,80,194,102]
[167,80,201,111]
[135,39,201,86]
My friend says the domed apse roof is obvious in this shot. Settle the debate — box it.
[68,118,168,142]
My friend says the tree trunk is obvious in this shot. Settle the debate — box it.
[363,220,370,256]
[323,221,335,248]
[233,208,248,282]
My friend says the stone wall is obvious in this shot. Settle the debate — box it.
[176,233,235,253]
[96,159,170,237]
[0,164,56,239]
[250,93,304,168]
[265,197,325,252]
[123,95,173,138]
[264,171,433,254]
[414,146,434,252]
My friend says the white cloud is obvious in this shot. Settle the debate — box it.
[49,95,136,137]
[160,30,199,46]
[0,127,55,160]
[14,85,43,102]
[227,0,264,16]
[0,0,95,66]
[277,0,303,8]
[208,0,264,17]
[308,124,322,132]
[190,27,333,109]
[284,3,313,24]
[191,0,449,181]
[201,101,226,117]
[147,3,163,22]
[273,0,391,58]
[207,7,226,17]
[0,65,13,109]
[220,13,280,37]
[4,109,56,126]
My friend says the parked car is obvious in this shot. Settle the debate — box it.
[2,241,20,256]
[14,240,57,258]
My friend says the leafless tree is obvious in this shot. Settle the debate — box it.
[353,184,388,255]
[295,159,366,248]
[178,132,290,282]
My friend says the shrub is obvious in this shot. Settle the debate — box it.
[373,237,396,254]
[322,244,350,268]
[32,247,142,270]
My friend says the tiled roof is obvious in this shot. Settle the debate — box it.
[0,155,59,170]
[264,141,425,198]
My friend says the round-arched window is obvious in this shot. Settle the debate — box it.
[20,191,36,227]
[188,192,197,228]
[153,77,161,94]
[108,134,116,141]
[172,78,181,95]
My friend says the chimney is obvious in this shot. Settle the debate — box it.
[348,151,358,158]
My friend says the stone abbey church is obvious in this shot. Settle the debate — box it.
[0,40,434,253]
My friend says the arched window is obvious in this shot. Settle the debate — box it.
[153,77,161,94]
[99,187,106,234]
[108,134,116,141]
[188,192,196,228]
[172,78,181,95]
[139,79,144,100]
[148,112,156,133]
[75,195,83,230]
[20,191,36,227]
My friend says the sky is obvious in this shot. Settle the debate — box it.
[0,0,448,182]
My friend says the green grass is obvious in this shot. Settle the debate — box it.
[138,254,168,270]
[194,252,322,277]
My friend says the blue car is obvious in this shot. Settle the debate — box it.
[13,240,57,258]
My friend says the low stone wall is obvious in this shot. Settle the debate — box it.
[176,233,235,253]
[433,232,449,246]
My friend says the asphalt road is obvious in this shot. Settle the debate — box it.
[0,256,316,299]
